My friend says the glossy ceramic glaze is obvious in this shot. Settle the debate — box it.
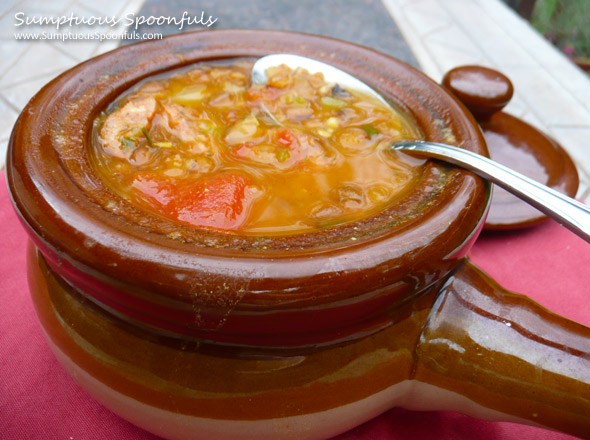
[442,65,579,229]
[7,31,590,440]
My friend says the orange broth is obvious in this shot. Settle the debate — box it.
[90,60,424,234]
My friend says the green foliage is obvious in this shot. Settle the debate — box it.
[529,0,557,33]
[530,0,590,57]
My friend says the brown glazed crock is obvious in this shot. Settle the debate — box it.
[6,30,590,440]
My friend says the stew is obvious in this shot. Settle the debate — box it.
[91,60,423,234]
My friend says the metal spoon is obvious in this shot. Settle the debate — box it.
[252,54,590,243]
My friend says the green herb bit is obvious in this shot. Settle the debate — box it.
[276,148,290,163]
[362,124,380,137]
[285,95,307,105]
[321,96,348,109]
[199,121,223,136]
[141,126,154,147]
[294,95,307,105]
[120,136,137,150]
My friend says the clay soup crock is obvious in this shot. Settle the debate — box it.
[6,30,590,440]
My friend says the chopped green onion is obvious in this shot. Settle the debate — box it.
[141,126,154,147]
[154,141,173,148]
[276,148,290,163]
[285,94,307,105]
[199,121,223,137]
[120,136,137,150]
[362,124,380,137]
[321,96,348,109]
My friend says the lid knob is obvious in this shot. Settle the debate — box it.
[442,65,513,118]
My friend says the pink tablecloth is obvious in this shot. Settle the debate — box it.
[1,171,587,440]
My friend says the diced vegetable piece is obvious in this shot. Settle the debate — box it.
[362,124,380,137]
[224,114,259,145]
[141,126,154,147]
[171,85,207,105]
[321,96,348,109]
[199,121,221,136]
[223,83,245,93]
[154,141,173,148]
[276,148,290,163]
[120,136,137,150]
[326,117,339,129]
[132,173,257,230]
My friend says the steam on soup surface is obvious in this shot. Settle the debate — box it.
[91,60,424,234]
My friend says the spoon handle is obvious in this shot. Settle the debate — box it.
[393,140,590,243]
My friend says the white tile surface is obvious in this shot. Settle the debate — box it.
[0,41,77,88]
[404,1,451,36]
[0,97,19,166]
[0,40,29,72]
[500,66,590,126]
[0,97,19,138]
[0,71,63,110]
[49,2,118,62]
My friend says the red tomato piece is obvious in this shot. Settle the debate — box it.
[277,129,298,149]
[132,173,257,231]
[132,175,173,207]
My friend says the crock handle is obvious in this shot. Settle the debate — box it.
[413,260,590,438]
